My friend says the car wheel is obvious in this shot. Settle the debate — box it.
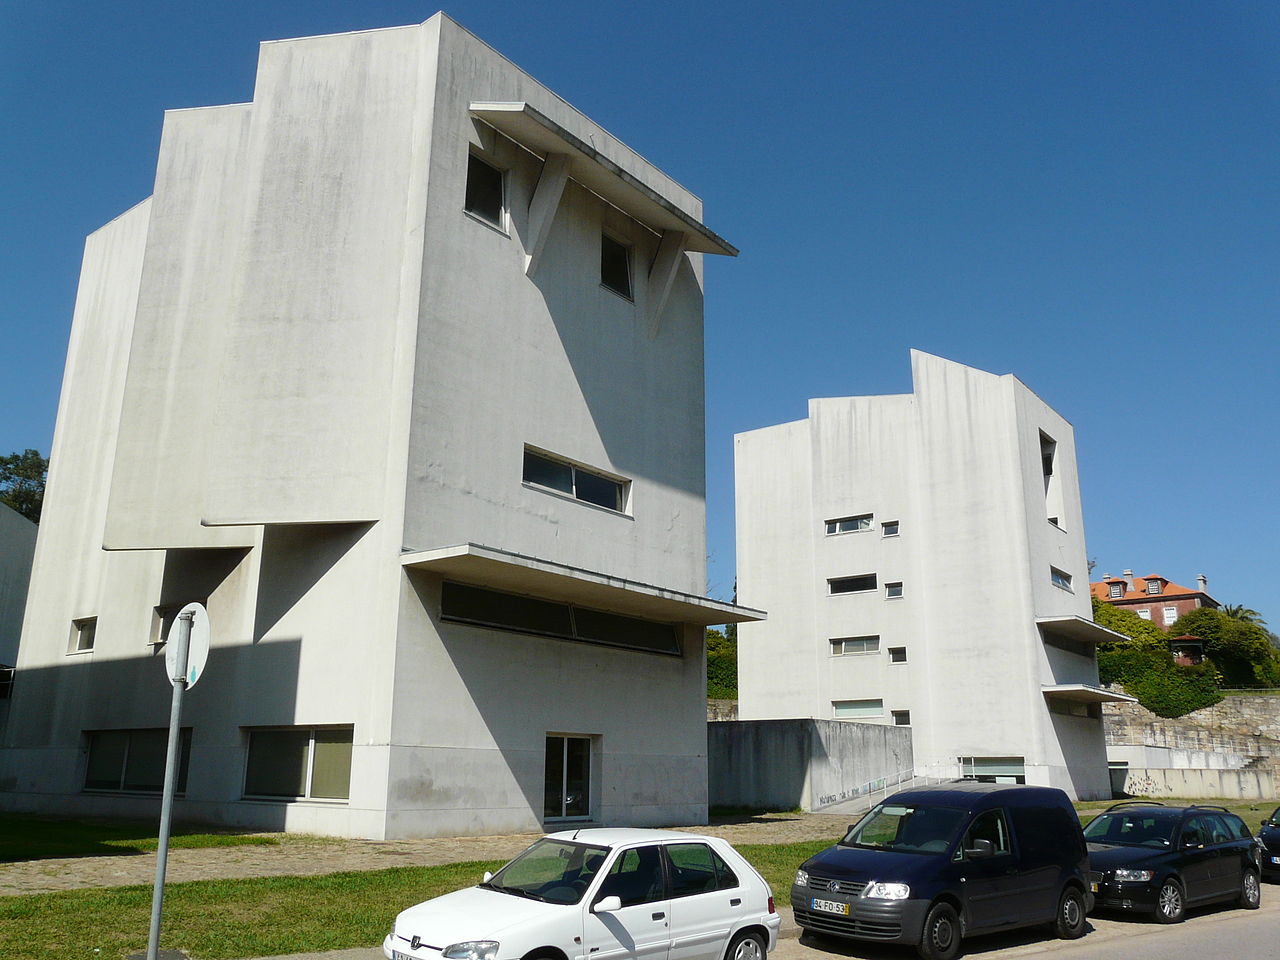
[725,929,766,960]
[1240,869,1261,910]
[916,901,961,960]
[1054,886,1087,939]
[1154,879,1184,923]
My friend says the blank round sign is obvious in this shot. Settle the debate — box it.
[165,601,210,688]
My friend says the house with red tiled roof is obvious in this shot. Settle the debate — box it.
[1090,569,1219,630]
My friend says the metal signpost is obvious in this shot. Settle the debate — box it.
[144,601,210,960]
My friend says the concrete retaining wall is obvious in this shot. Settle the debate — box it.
[708,718,912,812]
[1118,766,1275,800]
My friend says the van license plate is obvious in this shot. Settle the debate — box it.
[811,898,850,916]
[393,953,413,960]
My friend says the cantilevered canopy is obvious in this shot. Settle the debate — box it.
[1036,615,1127,645]
[401,543,764,626]
[1042,683,1136,704]
[469,101,738,257]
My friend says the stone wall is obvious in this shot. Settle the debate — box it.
[707,699,738,722]
[1104,694,1280,772]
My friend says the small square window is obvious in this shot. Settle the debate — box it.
[70,617,96,654]
[825,514,872,535]
[464,153,505,227]
[1137,609,1152,620]
[1050,567,1073,592]
[1108,582,1123,599]
[891,710,911,726]
[881,520,900,537]
[600,234,633,299]
[885,582,903,599]
[888,646,907,664]
[1147,580,1162,595]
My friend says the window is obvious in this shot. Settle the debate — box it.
[600,234,633,299]
[1040,431,1065,528]
[892,710,911,726]
[464,153,504,227]
[664,842,739,896]
[243,726,353,801]
[1050,567,1073,592]
[1137,609,1152,620]
[1147,579,1162,595]
[150,600,208,646]
[885,581,903,599]
[1049,699,1101,719]
[888,646,907,664]
[825,514,872,535]
[958,809,1012,858]
[1109,582,1123,599]
[831,636,879,656]
[829,574,876,595]
[881,520,900,537]
[85,728,191,794]
[545,735,591,821]
[959,756,1026,784]
[523,448,628,513]
[833,699,883,719]
[596,845,663,907]
[441,582,681,655]
[1163,606,1178,626]
[69,617,96,654]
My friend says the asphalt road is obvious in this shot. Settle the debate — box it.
[771,893,1280,960]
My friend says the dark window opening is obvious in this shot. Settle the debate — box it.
[523,448,627,512]
[85,728,191,794]
[888,646,907,664]
[600,234,633,299]
[464,154,505,226]
[829,574,877,595]
[544,735,591,820]
[243,726,353,800]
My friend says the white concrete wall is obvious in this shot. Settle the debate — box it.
[0,505,36,668]
[1108,745,1248,770]
[735,351,1111,799]
[1120,767,1274,800]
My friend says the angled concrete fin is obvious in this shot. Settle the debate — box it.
[647,229,688,337]
[524,152,572,277]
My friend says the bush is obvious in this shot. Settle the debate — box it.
[1169,608,1280,687]
[706,628,737,699]
[1097,644,1222,718]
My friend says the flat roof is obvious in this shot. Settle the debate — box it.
[1042,683,1136,704]
[1036,615,1128,645]
[470,102,737,257]
[401,543,764,626]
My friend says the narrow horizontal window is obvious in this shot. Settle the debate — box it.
[885,581,904,599]
[244,726,353,801]
[825,514,872,535]
[829,574,876,595]
[831,636,879,656]
[523,448,628,513]
[833,699,883,719]
[84,728,191,795]
[464,153,505,227]
[441,582,681,656]
[1050,567,1073,592]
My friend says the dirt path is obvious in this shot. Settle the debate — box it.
[0,812,850,896]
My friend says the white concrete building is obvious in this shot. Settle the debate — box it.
[0,14,759,838]
[734,351,1128,800]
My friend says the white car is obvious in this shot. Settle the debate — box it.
[384,828,781,960]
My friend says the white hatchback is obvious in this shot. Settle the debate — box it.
[384,828,781,960]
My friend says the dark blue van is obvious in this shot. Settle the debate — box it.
[791,783,1090,960]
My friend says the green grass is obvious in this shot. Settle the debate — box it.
[0,815,282,862]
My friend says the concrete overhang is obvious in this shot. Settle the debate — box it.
[1036,615,1127,645]
[1042,683,1137,704]
[469,101,738,257]
[400,543,765,626]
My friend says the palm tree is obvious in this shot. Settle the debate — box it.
[1222,604,1266,627]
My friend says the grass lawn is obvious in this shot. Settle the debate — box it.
[0,815,283,862]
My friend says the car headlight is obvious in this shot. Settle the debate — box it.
[794,868,809,886]
[862,881,910,900]
[1113,869,1154,882]
[442,942,499,960]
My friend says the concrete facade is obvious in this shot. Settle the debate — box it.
[0,15,757,839]
[734,351,1125,801]
[0,504,37,670]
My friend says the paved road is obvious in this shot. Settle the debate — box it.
[772,894,1280,960]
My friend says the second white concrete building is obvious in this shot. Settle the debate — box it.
[734,351,1128,800]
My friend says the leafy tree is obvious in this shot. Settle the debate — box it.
[0,449,47,524]
[706,627,738,700]
[1221,604,1266,627]
[1169,608,1280,687]
[1091,596,1166,649]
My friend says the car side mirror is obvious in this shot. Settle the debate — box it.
[482,871,493,883]
[593,896,622,913]
[965,838,994,860]
[1264,821,1275,829]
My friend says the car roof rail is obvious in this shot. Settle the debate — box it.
[1188,804,1230,813]
[1103,800,1166,811]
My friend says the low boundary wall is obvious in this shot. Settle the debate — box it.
[1118,766,1275,800]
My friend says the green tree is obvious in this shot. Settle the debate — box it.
[0,449,47,524]
[1221,604,1266,627]
[1169,607,1280,687]
[705,627,738,699]
[1091,596,1166,649]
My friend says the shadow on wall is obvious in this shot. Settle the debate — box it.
[254,522,373,641]
[0,639,303,833]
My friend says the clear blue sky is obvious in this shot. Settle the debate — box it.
[3,2,1277,623]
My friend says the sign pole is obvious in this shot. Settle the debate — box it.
[146,610,192,960]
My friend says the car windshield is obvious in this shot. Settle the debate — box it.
[1270,807,1280,823]
[483,838,609,904]
[1082,811,1176,848]
[840,802,966,854]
